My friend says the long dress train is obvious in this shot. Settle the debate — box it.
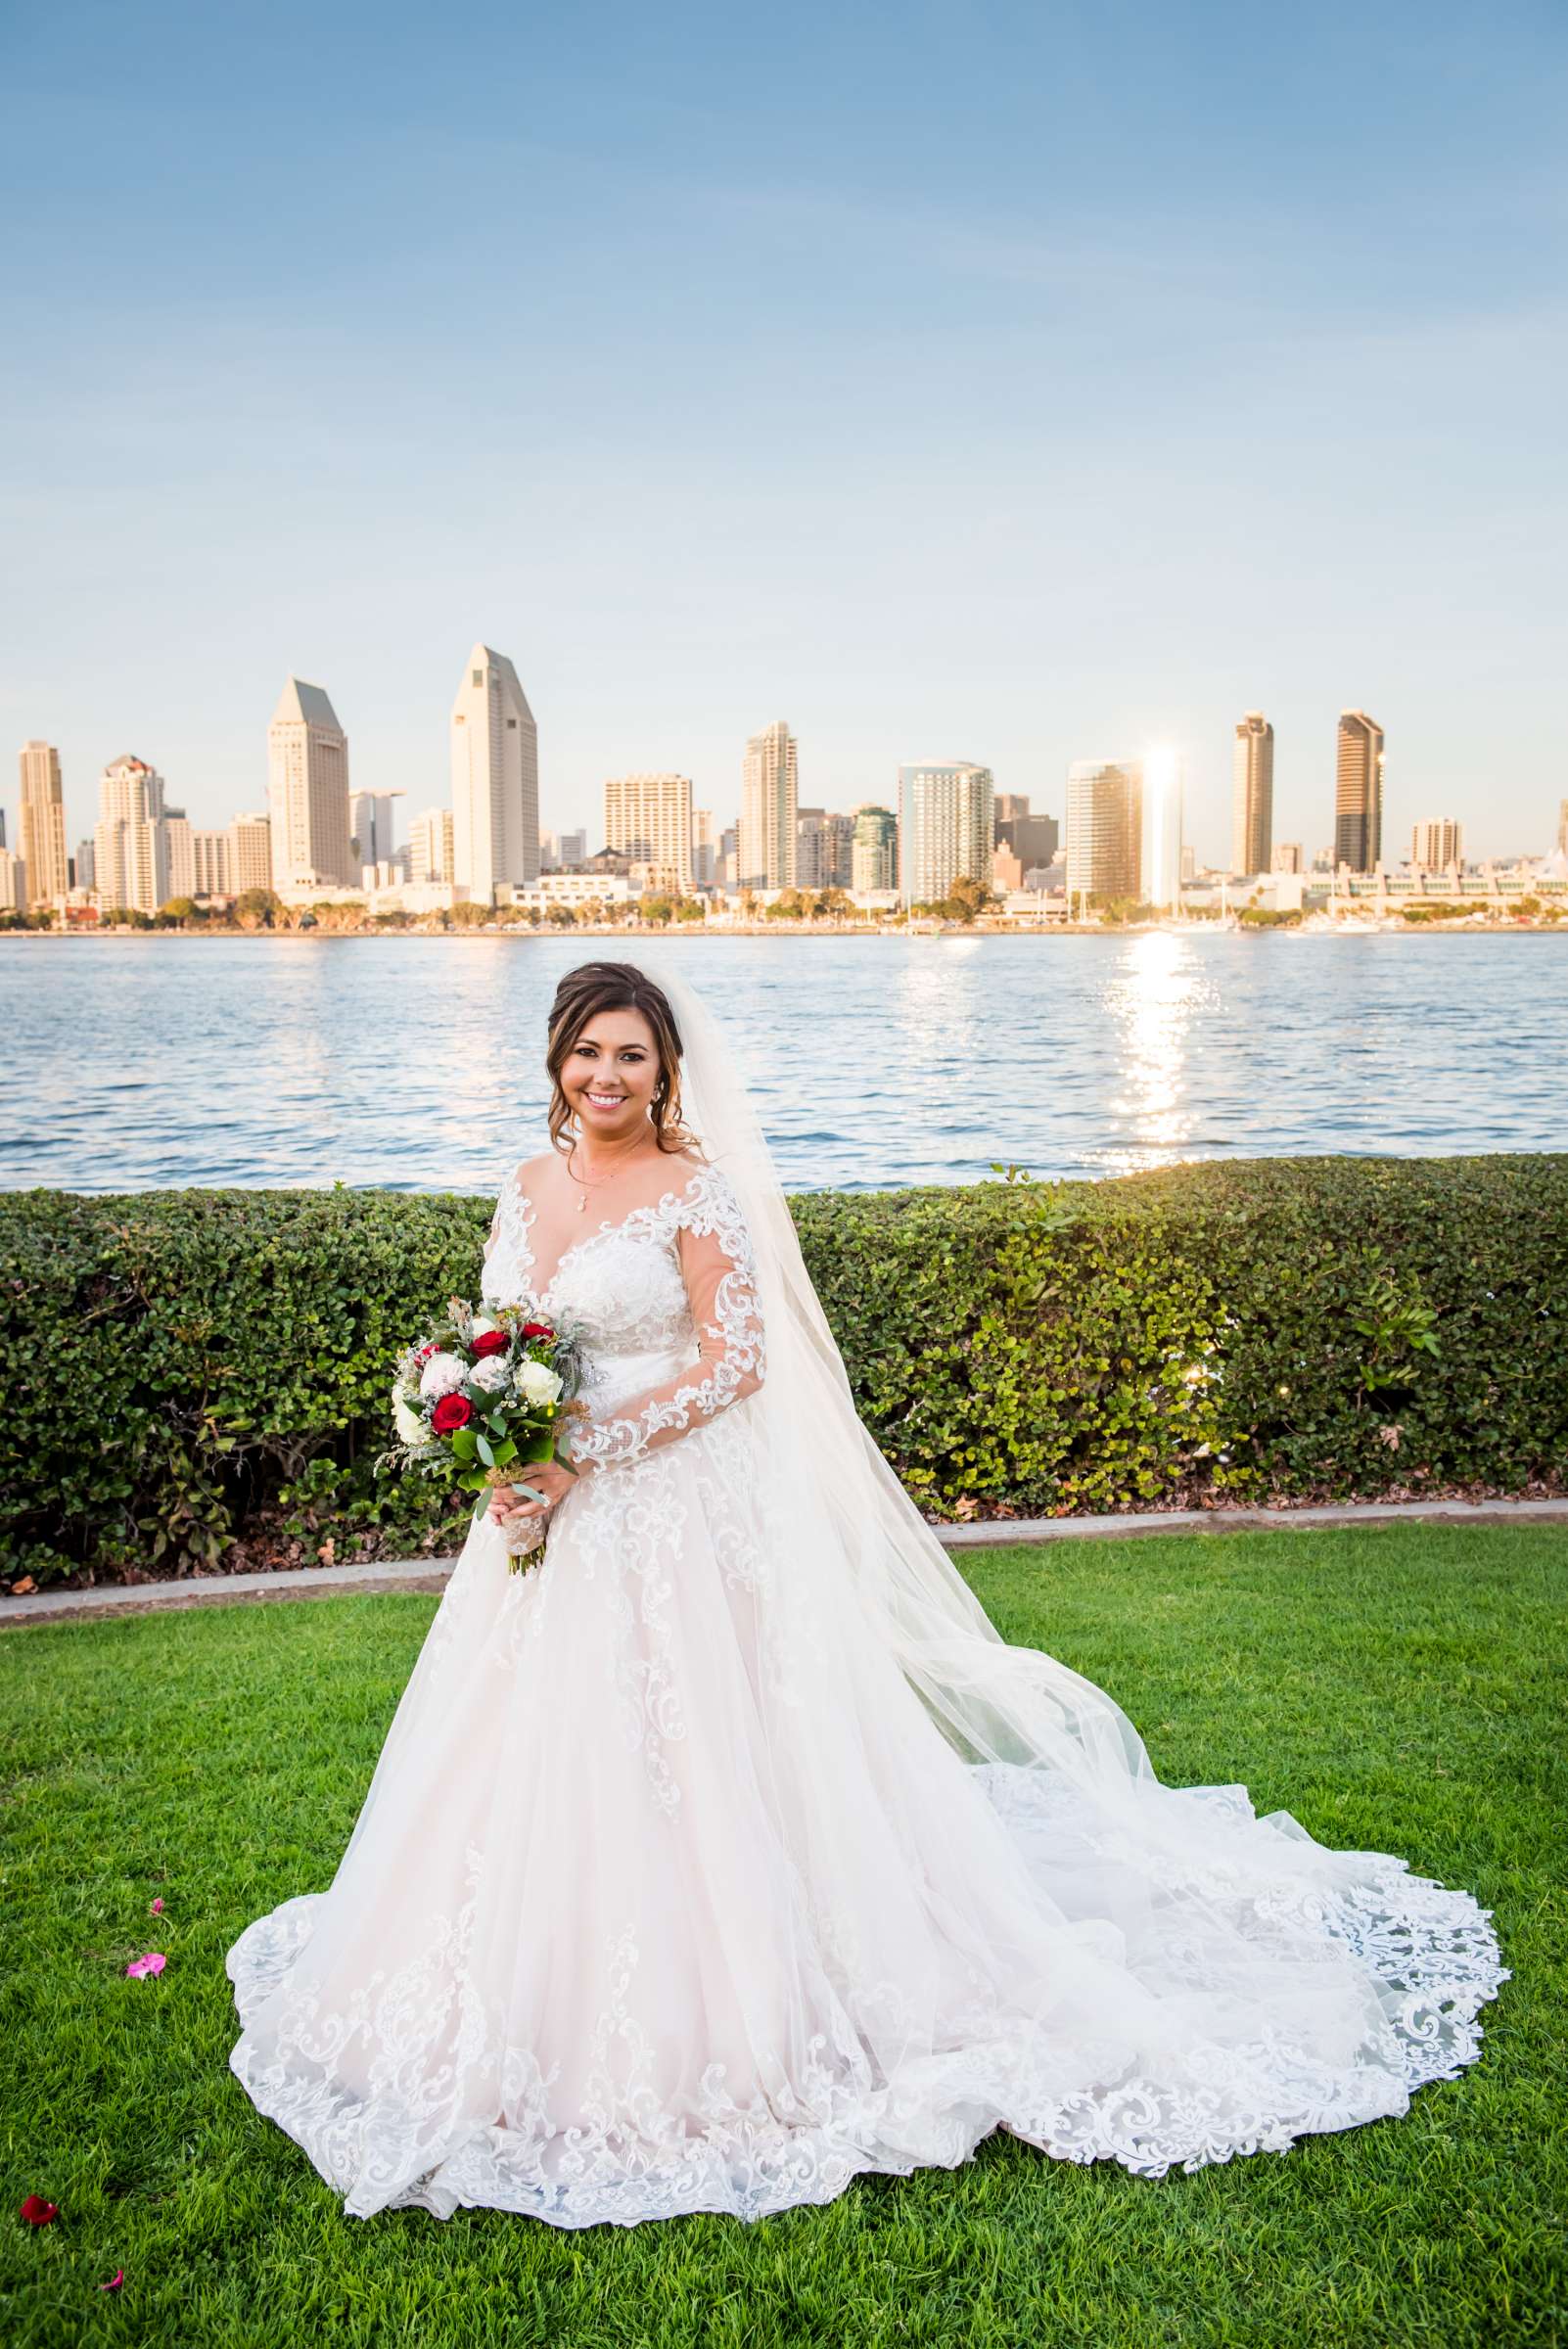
[226,1156,1506,2226]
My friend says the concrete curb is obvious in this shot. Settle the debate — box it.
[4,1496,1565,1629]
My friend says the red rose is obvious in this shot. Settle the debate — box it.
[20,2196,59,2226]
[431,1394,473,1434]
[522,1321,555,1341]
[471,1329,509,1359]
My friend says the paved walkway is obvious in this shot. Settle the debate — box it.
[5,1496,1565,1629]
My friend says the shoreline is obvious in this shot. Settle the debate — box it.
[4,921,1566,944]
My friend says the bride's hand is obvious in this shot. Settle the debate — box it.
[488,1459,577,1525]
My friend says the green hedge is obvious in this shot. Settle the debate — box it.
[3,1156,1565,1586]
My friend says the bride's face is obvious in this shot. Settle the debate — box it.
[560,1007,663,1142]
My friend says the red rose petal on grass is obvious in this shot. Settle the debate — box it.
[149,1897,164,1914]
[20,2195,58,2224]
[100,2270,124,2292]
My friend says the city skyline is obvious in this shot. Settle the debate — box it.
[2,4,1561,867]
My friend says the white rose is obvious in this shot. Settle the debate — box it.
[392,1393,427,1445]
[471,1356,511,1394]
[514,1359,563,1407]
[418,1351,467,1401]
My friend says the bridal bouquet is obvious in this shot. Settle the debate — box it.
[380,1298,585,1572]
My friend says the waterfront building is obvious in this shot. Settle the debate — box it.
[719,824,739,888]
[797,807,854,890]
[230,811,272,893]
[74,836,95,892]
[163,807,195,899]
[1555,800,1567,855]
[192,829,232,896]
[898,762,994,906]
[1142,750,1184,910]
[604,772,694,892]
[18,740,69,908]
[408,806,455,886]
[1272,843,1305,874]
[268,678,353,892]
[693,809,718,889]
[740,720,798,890]
[1335,711,1384,873]
[1065,760,1143,902]
[1412,818,1464,871]
[94,756,170,914]
[994,798,1059,870]
[0,848,26,912]
[450,644,539,903]
[1231,712,1273,874]
[349,790,405,873]
[851,805,898,896]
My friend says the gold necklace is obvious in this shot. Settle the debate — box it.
[566,1134,640,1212]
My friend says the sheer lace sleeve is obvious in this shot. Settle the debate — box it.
[568,1166,765,1470]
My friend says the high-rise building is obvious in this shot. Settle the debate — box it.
[796,807,854,890]
[1231,713,1274,874]
[1272,842,1304,874]
[450,644,538,902]
[693,809,717,889]
[851,805,898,895]
[1335,711,1384,872]
[349,790,405,873]
[1066,760,1143,902]
[992,793,1032,826]
[74,836,95,892]
[740,721,798,890]
[1142,751,1183,910]
[898,763,994,906]
[94,756,170,913]
[603,773,694,892]
[1412,818,1463,871]
[719,824,739,888]
[230,812,272,893]
[267,678,353,892]
[192,830,232,895]
[994,804,1059,869]
[409,806,456,886]
[163,807,195,899]
[1556,800,1567,855]
[18,741,69,908]
[0,848,25,913]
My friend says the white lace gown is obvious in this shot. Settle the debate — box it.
[226,1159,1506,2227]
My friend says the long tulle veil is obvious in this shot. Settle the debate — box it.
[625,951,1161,1808]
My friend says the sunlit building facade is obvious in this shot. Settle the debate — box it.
[1231,712,1273,874]
[1335,711,1384,873]
[1066,760,1143,902]
[898,762,993,906]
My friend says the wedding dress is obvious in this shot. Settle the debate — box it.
[226,960,1506,2228]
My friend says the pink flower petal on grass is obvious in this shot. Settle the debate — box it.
[100,2269,124,2291]
[124,1951,166,1978]
[149,1897,164,1914]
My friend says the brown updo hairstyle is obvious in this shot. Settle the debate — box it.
[545,963,698,1157]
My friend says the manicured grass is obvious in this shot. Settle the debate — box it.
[1,1523,1563,2349]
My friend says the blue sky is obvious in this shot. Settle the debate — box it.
[2,0,1563,860]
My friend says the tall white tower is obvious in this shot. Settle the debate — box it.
[450,645,538,902]
[739,720,798,890]
[94,756,170,914]
[267,678,353,892]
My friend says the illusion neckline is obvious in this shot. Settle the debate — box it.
[508,1159,715,1306]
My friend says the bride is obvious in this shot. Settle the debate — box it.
[226,956,1506,2227]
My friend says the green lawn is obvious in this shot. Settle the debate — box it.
[2,1523,1564,2349]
